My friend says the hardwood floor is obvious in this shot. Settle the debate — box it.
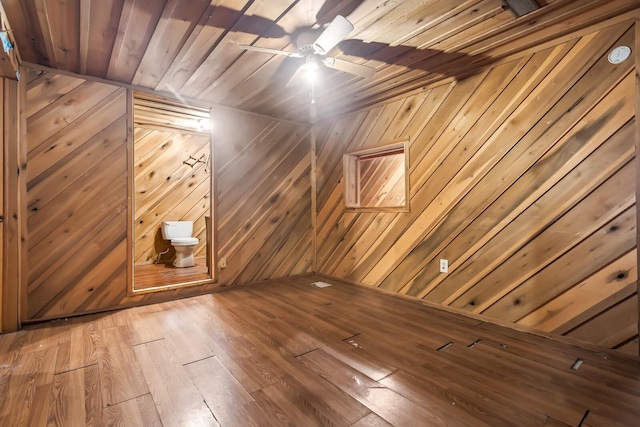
[134,256,210,291]
[1,275,639,426]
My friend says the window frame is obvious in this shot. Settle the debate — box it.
[343,139,410,212]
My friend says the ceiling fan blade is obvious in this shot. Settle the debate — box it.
[238,45,302,58]
[324,57,375,78]
[285,65,306,88]
[313,15,354,55]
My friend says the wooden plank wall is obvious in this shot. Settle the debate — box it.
[133,127,210,265]
[213,107,313,286]
[22,69,312,322]
[315,21,639,354]
[25,69,129,321]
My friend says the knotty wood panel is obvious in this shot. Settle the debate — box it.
[315,21,638,353]
[25,70,129,320]
[213,107,313,286]
[23,69,312,322]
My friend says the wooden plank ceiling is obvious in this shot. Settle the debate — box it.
[2,0,638,123]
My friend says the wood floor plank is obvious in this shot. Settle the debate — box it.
[475,321,640,378]
[124,309,166,346]
[95,327,149,407]
[47,364,102,427]
[0,346,58,426]
[2,275,639,426]
[379,368,548,426]
[133,339,218,427]
[223,296,321,357]
[185,355,264,427]
[617,337,639,356]
[102,394,162,427]
[475,331,640,396]
[244,286,358,341]
[163,319,213,366]
[350,412,394,427]
[543,418,573,427]
[210,299,371,425]
[0,330,27,370]
[20,323,62,354]
[415,341,593,426]
[319,339,397,382]
[334,328,586,426]
[185,313,267,393]
[465,343,640,420]
[250,384,320,427]
[299,348,492,427]
[367,387,488,427]
[55,321,99,374]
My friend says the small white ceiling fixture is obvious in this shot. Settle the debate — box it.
[608,46,631,64]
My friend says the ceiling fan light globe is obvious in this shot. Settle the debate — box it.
[301,61,319,83]
[305,69,317,83]
[301,61,319,71]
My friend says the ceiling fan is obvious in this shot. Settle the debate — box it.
[238,15,376,88]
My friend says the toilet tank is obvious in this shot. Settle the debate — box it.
[162,221,193,240]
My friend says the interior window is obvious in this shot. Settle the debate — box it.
[343,140,409,211]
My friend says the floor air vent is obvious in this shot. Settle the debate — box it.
[311,281,332,288]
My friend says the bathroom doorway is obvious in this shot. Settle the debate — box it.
[129,91,215,293]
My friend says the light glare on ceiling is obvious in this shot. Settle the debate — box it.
[301,61,319,83]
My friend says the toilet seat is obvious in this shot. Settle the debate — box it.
[171,237,199,246]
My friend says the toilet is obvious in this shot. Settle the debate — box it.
[161,221,199,268]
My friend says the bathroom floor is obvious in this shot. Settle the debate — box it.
[134,256,209,291]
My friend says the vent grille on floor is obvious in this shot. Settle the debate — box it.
[503,0,541,17]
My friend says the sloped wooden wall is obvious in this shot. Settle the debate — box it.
[133,127,210,265]
[213,107,313,285]
[315,22,638,354]
[23,69,311,322]
[25,70,129,321]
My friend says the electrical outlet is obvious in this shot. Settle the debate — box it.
[439,259,448,274]
[219,257,227,269]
